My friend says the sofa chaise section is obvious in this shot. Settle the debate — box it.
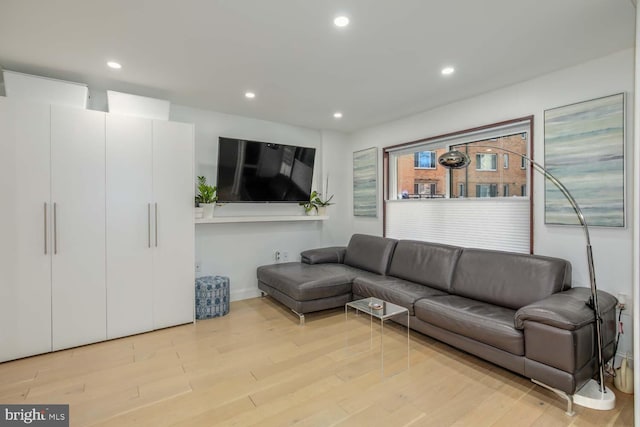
[257,234,397,324]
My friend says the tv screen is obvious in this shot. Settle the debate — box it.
[217,137,316,203]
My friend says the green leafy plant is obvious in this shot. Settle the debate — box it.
[196,176,218,205]
[299,190,320,213]
[312,190,334,207]
[299,190,334,213]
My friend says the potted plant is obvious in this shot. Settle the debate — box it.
[300,190,320,215]
[197,176,217,218]
[312,190,334,216]
[300,190,334,216]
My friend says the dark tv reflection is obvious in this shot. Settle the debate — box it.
[217,137,316,202]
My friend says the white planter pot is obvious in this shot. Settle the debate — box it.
[201,203,216,218]
[317,206,327,216]
[305,208,317,216]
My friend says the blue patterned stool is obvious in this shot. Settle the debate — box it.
[195,276,230,319]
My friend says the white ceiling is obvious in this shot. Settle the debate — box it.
[0,0,635,132]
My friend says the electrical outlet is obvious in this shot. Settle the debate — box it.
[282,251,289,262]
[195,261,201,273]
[275,251,281,262]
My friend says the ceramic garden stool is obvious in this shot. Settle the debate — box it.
[195,275,230,319]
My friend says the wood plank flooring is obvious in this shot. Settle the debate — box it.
[0,297,633,426]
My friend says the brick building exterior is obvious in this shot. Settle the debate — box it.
[396,134,527,198]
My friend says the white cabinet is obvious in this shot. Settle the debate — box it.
[0,98,52,362]
[152,120,195,329]
[0,98,194,362]
[0,101,106,359]
[105,116,194,338]
[51,106,107,351]
[106,115,154,339]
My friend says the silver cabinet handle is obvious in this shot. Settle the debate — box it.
[44,202,48,255]
[53,202,58,254]
[154,203,158,247]
[148,203,151,248]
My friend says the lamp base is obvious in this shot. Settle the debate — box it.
[573,379,616,411]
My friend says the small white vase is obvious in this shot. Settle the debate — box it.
[201,203,215,218]
[317,206,327,216]
[305,208,317,216]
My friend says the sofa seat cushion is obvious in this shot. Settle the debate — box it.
[257,262,356,301]
[414,295,524,355]
[352,276,447,315]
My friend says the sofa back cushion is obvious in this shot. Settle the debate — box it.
[388,240,462,292]
[343,234,397,275]
[450,249,572,309]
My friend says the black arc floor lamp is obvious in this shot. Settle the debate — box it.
[438,146,615,411]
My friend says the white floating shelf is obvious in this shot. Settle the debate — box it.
[195,215,329,224]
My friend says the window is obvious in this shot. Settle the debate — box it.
[386,121,529,202]
[476,184,497,198]
[458,183,466,197]
[414,151,436,169]
[521,156,527,169]
[383,116,533,254]
[476,153,497,171]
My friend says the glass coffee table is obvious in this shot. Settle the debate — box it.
[345,297,410,376]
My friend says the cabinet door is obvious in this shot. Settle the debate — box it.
[0,99,52,362]
[106,114,154,339]
[152,120,194,328]
[51,106,106,351]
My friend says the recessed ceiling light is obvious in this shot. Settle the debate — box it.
[334,16,349,27]
[333,112,343,119]
[107,61,122,70]
[441,66,455,76]
[245,92,256,99]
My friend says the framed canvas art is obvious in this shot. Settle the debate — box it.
[353,147,378,217]
[544,93,625,227]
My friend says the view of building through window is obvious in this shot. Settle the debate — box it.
[395,133,528,198]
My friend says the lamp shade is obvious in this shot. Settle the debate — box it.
[438,150,471,169]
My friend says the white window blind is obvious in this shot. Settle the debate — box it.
[386,198,530,253]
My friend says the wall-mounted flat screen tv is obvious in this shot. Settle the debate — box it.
[216,137,316,203]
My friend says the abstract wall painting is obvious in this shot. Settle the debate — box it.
[353,147,378,217]
[544,93,625,227]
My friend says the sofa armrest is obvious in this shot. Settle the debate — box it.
[301,246,347,265]
[514,287,617,330]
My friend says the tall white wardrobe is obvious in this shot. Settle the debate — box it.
[0,97,195,362]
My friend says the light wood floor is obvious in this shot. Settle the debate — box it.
[0,297,633,426]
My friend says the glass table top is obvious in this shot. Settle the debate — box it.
[346,297,408,320]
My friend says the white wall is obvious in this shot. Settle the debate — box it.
[347,49,635,356]
[319,130,353,246]
[169,105,349,301]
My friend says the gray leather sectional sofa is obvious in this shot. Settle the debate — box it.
[257,234,617,411]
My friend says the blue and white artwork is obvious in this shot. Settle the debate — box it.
[353,147,378,217]
[544,93,625,227]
